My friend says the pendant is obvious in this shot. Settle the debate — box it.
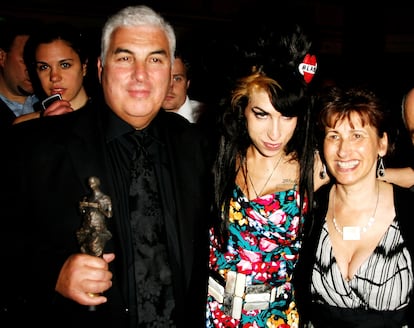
[342,226,361,241]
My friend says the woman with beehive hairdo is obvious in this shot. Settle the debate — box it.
[205,21,324,327]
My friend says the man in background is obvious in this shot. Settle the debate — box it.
[379,87,414,189]
[0,18,39,129]
[402,87,414,145]
[162,51,206,123]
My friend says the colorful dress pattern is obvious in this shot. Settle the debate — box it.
[206,185,307,328]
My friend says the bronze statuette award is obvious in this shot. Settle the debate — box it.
[77,176,113,310]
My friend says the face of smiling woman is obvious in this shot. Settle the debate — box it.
[323,112,388,186]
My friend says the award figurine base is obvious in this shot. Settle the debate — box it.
[87,292,100,311]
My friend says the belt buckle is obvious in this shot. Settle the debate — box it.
[223,271,245,319]
[243,284,274,311]
[208,271,276,320]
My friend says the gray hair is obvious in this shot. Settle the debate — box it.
[99,5,176,66]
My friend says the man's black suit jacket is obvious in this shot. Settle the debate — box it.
[0,101,213,327]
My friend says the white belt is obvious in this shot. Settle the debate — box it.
[208,271,280,320]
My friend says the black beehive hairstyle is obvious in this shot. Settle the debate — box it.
[239,22,314,89]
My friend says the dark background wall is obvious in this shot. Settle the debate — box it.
[2,0,414,106]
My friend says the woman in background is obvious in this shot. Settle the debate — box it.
[14,22,95,123]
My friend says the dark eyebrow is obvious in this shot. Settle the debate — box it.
[252,106,267,113]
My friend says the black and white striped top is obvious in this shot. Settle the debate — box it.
[311,219,413,311]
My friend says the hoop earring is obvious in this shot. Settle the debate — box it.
[377,156,385,178]
[319,163,327,180]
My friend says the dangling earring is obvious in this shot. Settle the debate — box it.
[319,163,327,179]
[377,156,385,178]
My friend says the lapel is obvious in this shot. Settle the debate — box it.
[64,105,129,300]
[66,106,115,198]
[154,113,201,286]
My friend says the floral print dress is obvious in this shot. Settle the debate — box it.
[206,185,307,328]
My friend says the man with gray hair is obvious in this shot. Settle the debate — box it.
[0,5,212,327]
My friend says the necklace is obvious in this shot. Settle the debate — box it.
[247,154,283,198]
[331,183,379,241]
